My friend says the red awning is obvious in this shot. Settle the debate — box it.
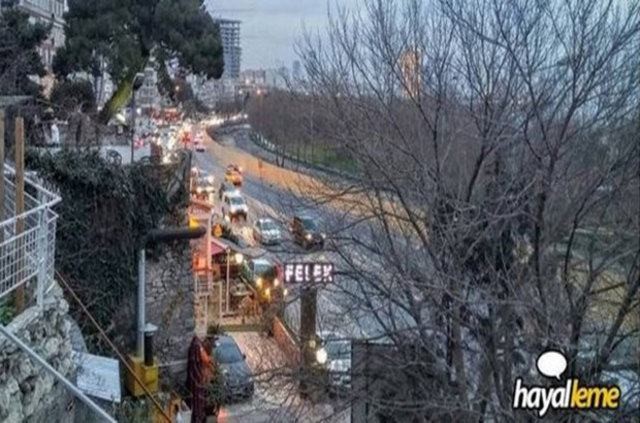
[211,240,226,256]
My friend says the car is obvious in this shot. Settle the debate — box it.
[213,335,254,401]
[219,181,240,201]
[291,214,325,249]
[194,174,215,200]
[194,139,206,152]
[319,331,352,396]
[224,164,243,186]
[240,257,283,303]
[252,218,282,245]
[224,169,243,186]
[222,193,248,222]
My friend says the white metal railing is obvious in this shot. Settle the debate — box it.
[0,163,61,306]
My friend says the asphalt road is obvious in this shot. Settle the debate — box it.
[193,129,393,341]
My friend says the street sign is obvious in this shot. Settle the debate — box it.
[74,352,121,403]
[284,262,334,284]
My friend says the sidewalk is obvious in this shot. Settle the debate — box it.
[218,332,349,423]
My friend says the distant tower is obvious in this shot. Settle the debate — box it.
[399,48,423,98]
[214,18,242,79]
[292,60,302,81]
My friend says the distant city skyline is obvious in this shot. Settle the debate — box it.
[207,0,361,70]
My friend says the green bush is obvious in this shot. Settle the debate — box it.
[0,297,14,325]
[49,79,96,119]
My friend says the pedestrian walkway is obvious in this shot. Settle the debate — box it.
[217,332,348,423]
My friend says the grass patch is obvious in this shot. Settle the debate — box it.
[0,297,14,325]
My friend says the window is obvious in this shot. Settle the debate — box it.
[214,343,243,364]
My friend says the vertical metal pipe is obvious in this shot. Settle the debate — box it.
[130,92,136,164]
[0,110,5,229]
[137,249,145,358]
[225,249,230,314]
[37,204,46,309]
[14,117,25,313]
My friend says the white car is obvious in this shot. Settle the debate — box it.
[194,174,215,196]
[252,218,282,245]
[223,193,248,222]
[319,331,351,395]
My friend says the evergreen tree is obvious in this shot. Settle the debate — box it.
[55,0,224,122]
[0,9,50,96]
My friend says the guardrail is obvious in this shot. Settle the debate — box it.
[249,132,360,182]
[0,163,61,307]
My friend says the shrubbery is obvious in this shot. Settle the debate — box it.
[26,149,187,352]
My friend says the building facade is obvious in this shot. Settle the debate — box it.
[399,48,423,99]
[2,0,66,71]
[215,18,241,79]
[137,66,161,111]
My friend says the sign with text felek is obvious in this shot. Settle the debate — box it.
[284,262,334,284]
[74,351,121,403]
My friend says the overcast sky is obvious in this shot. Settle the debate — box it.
[207,0,361,70]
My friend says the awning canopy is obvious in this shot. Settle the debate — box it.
[210,237,264,258]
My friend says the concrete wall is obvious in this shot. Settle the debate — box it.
[0,283,78,423]
[145,243,196,387]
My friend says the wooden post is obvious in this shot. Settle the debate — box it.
[14,117,25,312]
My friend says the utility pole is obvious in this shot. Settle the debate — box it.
[299,282,324,399]
[136,226,206,358]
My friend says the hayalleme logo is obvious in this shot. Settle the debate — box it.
[512,350,621,417]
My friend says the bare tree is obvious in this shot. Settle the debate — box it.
[279,0,640,421]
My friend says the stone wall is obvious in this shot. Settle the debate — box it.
[0,283,79,423]
[145,242,196,387]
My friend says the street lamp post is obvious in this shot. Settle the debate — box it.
[136,226,205,358]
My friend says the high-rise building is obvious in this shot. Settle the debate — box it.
[292,60,302,81]
[214,18,241,79]
[1,0,66,71]
[137,66,161,111]
[399,48,423,98]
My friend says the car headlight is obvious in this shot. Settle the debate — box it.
[196,187,203,194]
[273,278,279,287]
[256,277,263,288]
[305,233,312,241]
[207,176,215,184]
[321,233,326,239]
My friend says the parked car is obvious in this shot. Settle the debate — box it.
[219,181,240,201]
[194,174,215,197]
[222,193,248,222]
[213,335,254,401]
[225,164,243,186]
[240,257,282,303]
[252,218,282,245]
[290,214,325,249]
[319,331,352,395]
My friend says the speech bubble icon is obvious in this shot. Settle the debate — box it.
[536,350,567,380]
